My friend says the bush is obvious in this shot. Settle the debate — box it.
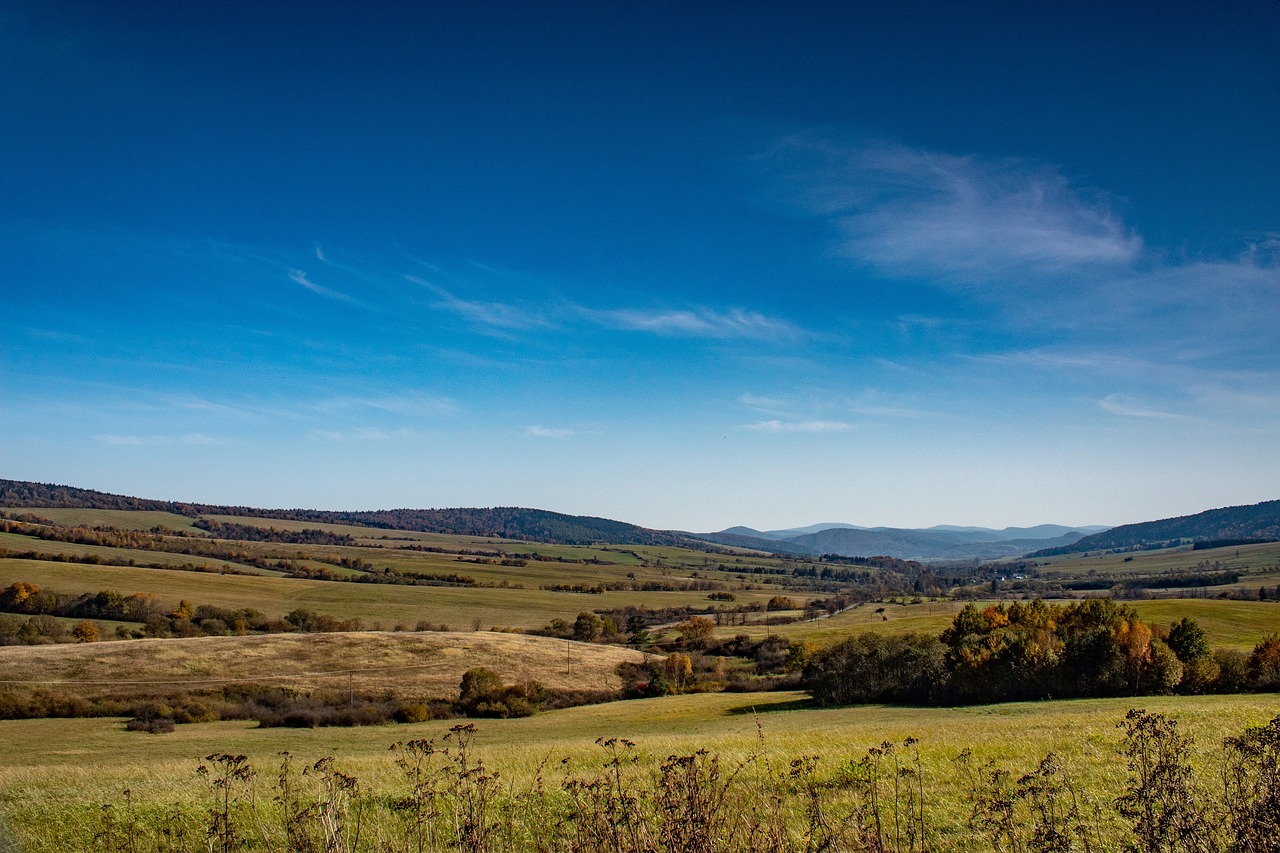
[126,701,177,734]
[1215,649,1252,692]
[458,668,544,718]
[72,620,100,643]
[1248,635,1280,690]
[125,716,175,734]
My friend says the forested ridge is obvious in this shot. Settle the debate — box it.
[0,479,697,547]
[1032,499,1280,556]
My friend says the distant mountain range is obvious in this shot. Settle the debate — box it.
[3,478,1277,562]
[689,523,1110,561]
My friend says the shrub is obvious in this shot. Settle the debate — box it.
[1116,708,1219,850]
[1215,649,1252,692]
[72,620,100,643]
[1222,714,1280,850]
[1248,635,1280,690]
[126,715,175,734]
[127,702,177,734]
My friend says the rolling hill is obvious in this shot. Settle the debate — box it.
[1030,499,1280,556]
[0,479,699,548]
[694,524,1098,561]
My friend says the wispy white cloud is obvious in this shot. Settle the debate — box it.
[739,394,790,414]
[526,425,577,438]
[743,419,852,433]
[27,328,87,343]
[765,136,1141,286]
[94,433,220,446]
[405,275,546,330]
[763,134,1280,376]
[310,427,421,442]
[289,268,358,304]
[1098,394,1196,421]
[740,389,935,426]
[315,392,457,418]
[849,402,933,419]
[587,306,797,339]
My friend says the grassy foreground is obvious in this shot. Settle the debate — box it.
[2,690,1278,851]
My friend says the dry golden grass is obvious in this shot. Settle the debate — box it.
[0,630,649,699]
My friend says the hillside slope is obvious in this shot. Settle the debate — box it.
[0,479,698,547]
[787,526,1086,560]
[0,631,644,700]
[1031,499,1280,556]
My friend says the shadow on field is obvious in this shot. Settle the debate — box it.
[0,816,19,853]
[726,697,817,714]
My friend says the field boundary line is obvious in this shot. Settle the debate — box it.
[0,661,465,686]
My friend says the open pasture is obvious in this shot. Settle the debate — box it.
[1035,540,1280,579]
[708,598,973,644]
[0,630,644,700]
[709,596,1280,653]
[0,558,752,632]
[8,508,208,534]
[0,531,280,576]
[1129,597,1280,650]
[1,690,1278,852]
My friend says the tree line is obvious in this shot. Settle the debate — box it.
[804,597,1280,706]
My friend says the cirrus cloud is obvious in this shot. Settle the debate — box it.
[743,419,852,433]
[526,425,577,438]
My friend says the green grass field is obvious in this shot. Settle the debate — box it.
[708,596,1280,653]
[0,558,758,631]
[0,530,281,576]
[10,508,208,533]
[708,599,974,644]
[2,690,1278,851]
[1129,598,1280,650]
[1035,540,1280,579]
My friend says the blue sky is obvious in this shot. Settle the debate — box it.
[2,0,1278,531]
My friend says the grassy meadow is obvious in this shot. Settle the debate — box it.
[2,690,1279,851]
[1033,540,1280,592]
[0,556,761,633]
[0,630,646,700]
[11,508,209,533]
[706,595,1280,653]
